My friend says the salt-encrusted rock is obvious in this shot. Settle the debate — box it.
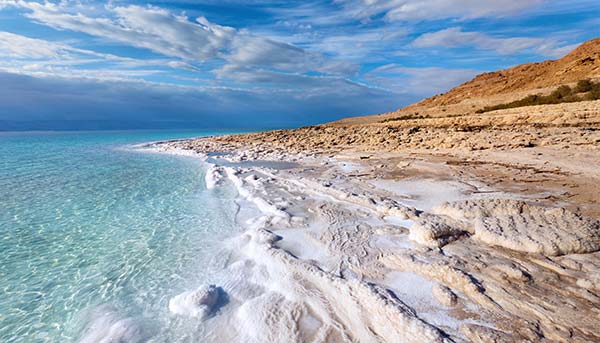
[434,199,600,256]
[489,263,531,283]
[577,272,600,292]
[460,324,517,343]
[204,164,223,189]
[408,218,465,247]
[432,284,458,307]
[169,284,222,319]
[381,253,495,309]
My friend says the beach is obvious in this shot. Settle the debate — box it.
[147,102,600,343]
[3,3,600,342]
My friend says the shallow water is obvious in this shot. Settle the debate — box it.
[0,131,243,342]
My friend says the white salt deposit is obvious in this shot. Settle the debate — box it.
[371,178,471,211]
[136,143,208,159]
[373,234,414,250]
[383,215,415,228]
[224,167,290,220]
[169,284,221,319]
[144,141,600,342]
[217,167,453,343]
[433,199,600,255]
[204,164,223,189]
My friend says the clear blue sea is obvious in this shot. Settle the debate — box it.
[0,131,243,342]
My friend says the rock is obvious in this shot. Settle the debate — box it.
[432,284,458,307]
[408,218,465,248]
[460,324,517,343]
[577,273,600,292]
[489,263,531,283]
[433,199,600,256]
[169,284,223,319]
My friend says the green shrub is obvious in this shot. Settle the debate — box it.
[575,79,593,93]
[475,79,598,113]
[589,83,600,100]
[552,85,573,99]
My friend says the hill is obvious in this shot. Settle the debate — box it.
[420,37,600,107]
[335,37,600,126]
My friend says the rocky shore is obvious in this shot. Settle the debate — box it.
[144,38,600,342]
[148,101,600,341]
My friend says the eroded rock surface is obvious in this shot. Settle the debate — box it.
[434,199,600,255]
[150,129,600,342]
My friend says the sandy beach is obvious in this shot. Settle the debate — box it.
[145,100,600,342]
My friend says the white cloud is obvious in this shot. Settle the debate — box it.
[9,1,357,81]
[0,31,77,59]
[16,2,236,61]
[214,63,365,92]
[0,10,360,100]
[340,0,544,22]
[0,0,588,130]
[0,31,371,111]
[0,31,200,81]
[316,29,409,60]
[0,31,132,62]
[413,27,572,57]
[366,64,479,95]
[229,36,314,70]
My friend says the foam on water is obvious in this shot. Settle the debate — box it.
[77,305,146,343]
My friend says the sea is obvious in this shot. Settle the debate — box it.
[0,130,245,342]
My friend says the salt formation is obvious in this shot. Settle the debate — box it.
[138,142,208,159]
[234,228,452,343]
[169,284,222,319]
[151,132,600,342]
[213,166,456,343]
[431,284,458,307]
[381,253,495,309]
[204,164,223,189]
[224,167,290,221]
[433,199,600,255]
[408,217,464,248]
[460,323,517,343]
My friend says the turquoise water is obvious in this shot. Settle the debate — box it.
[0,131,241,342]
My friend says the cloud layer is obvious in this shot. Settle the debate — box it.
[413,27,575,57]
[341,0,544,22]
[0,0,597,129]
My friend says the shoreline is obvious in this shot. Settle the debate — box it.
[147,132,600,342]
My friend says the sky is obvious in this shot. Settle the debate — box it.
[0,1,598,130]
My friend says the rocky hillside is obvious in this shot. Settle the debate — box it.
[418,37,600,107]
[334,37,600,126]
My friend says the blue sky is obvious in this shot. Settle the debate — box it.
[0,0,598,130]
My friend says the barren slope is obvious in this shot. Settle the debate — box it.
[335,37,600,126]
[420,37,600,107]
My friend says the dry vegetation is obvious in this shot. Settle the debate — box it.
[476,79,600,113]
